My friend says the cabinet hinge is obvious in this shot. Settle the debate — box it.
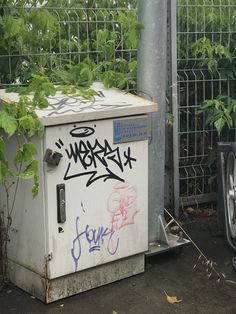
[45,252,53,262]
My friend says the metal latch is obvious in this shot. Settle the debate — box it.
[44,148,62,166]
[57,184,66,223]
[45,252,53,262]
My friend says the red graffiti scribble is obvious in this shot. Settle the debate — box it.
[107,182,139,233]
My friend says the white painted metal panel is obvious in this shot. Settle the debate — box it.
[0,137,47,276]
[0,82,157,126]
[44,117,148,279]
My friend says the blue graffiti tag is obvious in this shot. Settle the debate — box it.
[71,216,119,270]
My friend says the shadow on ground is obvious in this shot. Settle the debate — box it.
[1,217,236,314]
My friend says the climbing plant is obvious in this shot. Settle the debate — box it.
[178,0,236,135]
[0,0,140,90]
[177,0,236,199]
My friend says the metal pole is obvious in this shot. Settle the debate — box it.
[137,0,168,243]
[170,0,180,217]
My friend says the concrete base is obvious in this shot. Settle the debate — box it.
[9,253,145,303]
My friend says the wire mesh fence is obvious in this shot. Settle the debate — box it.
[3,0,235,210]
[0,1,138,90]
[176,0,236,207]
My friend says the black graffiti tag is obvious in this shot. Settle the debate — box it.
[56,127,137,187]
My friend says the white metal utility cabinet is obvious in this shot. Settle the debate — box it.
[0,83,157,303]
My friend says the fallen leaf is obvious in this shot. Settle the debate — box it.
[201,208,215,217]
[185,207,195,215]
[164,291,182,304]
[112,311,118,314]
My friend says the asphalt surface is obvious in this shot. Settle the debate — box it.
[1,216,236,314]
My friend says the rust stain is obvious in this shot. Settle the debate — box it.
[44,260,54,302]
[43,261,48,279]
[46,280,53,302]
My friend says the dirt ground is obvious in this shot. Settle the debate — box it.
[1,216,236,314]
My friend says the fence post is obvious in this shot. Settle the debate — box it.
[137,0,168,242]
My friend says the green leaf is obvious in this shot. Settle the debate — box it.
[6,86,28,95]
[3,16,26,40]
[74,87,98,100]
[102,71,117,88]
[41,82,56,97]
[18,160,38,180]
[0,137,5,152]
[207,150,216,168]
[207,58,218,73]
[32,175,39,198]
[0,111,17,136]
[214,117,226,136]
[33,91,49,109]
[36,122,45,138]
[208,175,217,186]
[52,69,72,85]
[57,85,77,95]
[19,115,36,137]
[14,143,38,166]
[0,161,9,183]
[166,112,174,125]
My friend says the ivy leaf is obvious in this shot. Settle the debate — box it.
[52,69,72,85]
[0,161,9,183]
[41,82,56,97]
[27,74,49,92]
[19,115,36,137]
[53,64,93,87]
[18,160,38,180]
[0,111,17,137]
[102,71,117,88]
[14,143,38,166]
[32,175,39,198]
[33,91,49,109]
[35,121,44,138]
[57,85,77,95]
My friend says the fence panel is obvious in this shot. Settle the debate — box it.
[176,0,236,208]
[0,2,137,91]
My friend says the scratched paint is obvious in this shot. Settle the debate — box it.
[41,93,133,117]
[71,183,138,271]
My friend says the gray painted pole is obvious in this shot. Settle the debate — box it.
[170,0,180,217]
[137,0,167,243]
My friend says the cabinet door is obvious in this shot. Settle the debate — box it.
[44,118,148,279]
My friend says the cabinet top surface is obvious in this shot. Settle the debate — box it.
[0,82,157,126]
